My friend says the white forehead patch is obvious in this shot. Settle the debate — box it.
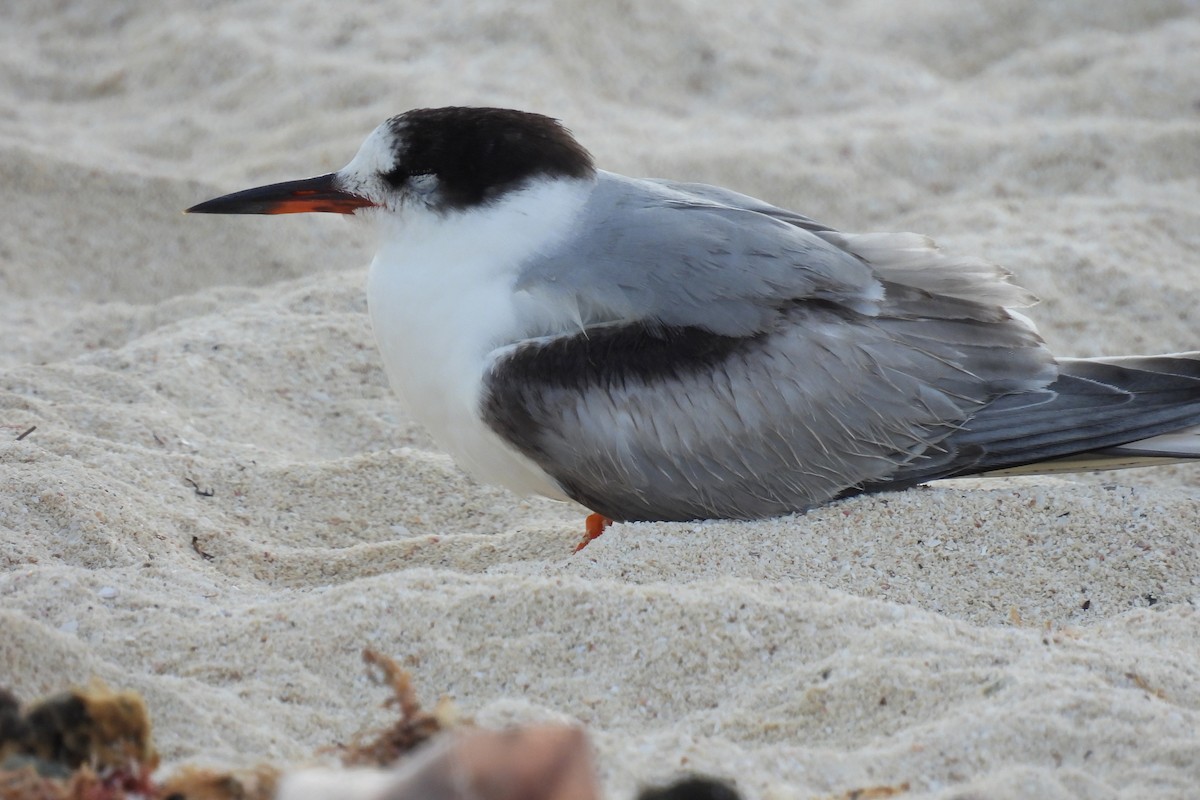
[336,120,403,199]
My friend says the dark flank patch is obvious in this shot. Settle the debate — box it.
[482,323,753,462]
[381,107,595,211]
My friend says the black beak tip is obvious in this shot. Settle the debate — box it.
[183,182,290,216]
[185,194,268,215]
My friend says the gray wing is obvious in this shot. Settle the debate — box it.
[514,172,883,337]
[643,178,835,234]
[483,175,1061,521]
[515,172,1037,336]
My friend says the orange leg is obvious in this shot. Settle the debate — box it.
[574,513,613,552]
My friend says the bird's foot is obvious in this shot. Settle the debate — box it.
[574,513,613,552]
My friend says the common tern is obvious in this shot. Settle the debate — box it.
[188,107,1200,546]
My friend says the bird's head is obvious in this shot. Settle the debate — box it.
[186,107,595,220]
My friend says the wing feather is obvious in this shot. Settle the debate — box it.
[486,172,1074,520]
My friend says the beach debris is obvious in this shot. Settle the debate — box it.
[184,477,214,498]
[190,536,214,561]
[1124,671,1168,701]
[340,648,461,766]
[0,683,158,800]
[821,783,911,799]
[637,776,740,800]
[155,764,279,800]
[0,683,156,774]
[1,659,729,800]
[291,650,606,799]
[282,724,600,800]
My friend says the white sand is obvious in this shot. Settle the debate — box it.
[2,2,1199,798]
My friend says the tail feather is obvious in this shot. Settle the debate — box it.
[866,353,1200,489]
[1099,428,1200,458]
[982,431,1200,477]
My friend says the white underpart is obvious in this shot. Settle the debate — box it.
[362,175,594,501]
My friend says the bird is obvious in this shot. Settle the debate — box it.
[188,106,1200,548]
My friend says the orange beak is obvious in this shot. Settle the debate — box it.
[186,173,375,215]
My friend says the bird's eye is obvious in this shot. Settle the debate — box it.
[380,166,410,187]
[381,167,437,190]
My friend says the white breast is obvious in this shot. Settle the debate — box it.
[364,176,593,500]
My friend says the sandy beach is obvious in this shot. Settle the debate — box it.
[2,1,1199,797]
